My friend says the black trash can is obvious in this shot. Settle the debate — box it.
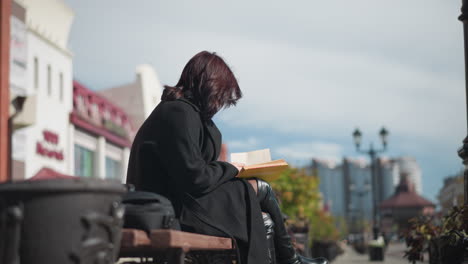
[368,245,385,261]
[0,178,126,264]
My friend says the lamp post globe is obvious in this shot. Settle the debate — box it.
[353,128,362,149]
[379,127,389,148]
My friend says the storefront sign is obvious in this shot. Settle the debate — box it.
[36,130,64,160]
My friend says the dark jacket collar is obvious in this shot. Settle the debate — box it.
[177,98,200,112]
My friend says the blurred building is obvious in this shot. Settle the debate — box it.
[9,0,137,182]
[437,170,464,215]
[380,174,435,233]
[99,65,163,132]
[69,81,134,181]
[312,159,346,219]
[394,157,423,194]
[375,158,400,206]
[343,158,373,222]
[311,156,420,232]
[11,0,74,180]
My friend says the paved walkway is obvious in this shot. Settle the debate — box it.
[333,242,425,264]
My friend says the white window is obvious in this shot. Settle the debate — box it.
[115,115,122,126]
[47,65,51,96]
[74,144,95,177]
[104,109,110,120]
[34,57,38,90]
[91,103,99,122]
[92,103,98,115]
[77,96,85,113]
[105,157,121,180]
[59,72,64,101]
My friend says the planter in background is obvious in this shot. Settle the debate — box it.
[368,236,385,261]
[293,232,311,257]
[428,238,439,264]
[427,236,465,264]
[368,245,384,261]
[310,240,342,262]
[0,178,126,264]
[437,235,465,264]
[351,238,368,254]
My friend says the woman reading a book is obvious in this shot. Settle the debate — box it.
[126,51,326,264]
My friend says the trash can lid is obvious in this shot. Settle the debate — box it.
[0,178,127,194]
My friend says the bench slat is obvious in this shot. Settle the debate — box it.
[150,229,233,251]
[121,229,151,247]
[120,229,233,252]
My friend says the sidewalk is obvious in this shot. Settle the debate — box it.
[332,242,424,264]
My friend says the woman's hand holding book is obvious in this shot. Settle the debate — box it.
[230,162,245,176]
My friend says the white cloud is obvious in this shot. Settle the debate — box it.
[274,142,344,164]
[68,0,466,149]
[66,0,466,200]
[226,137,259,151]
[216,37,465,148]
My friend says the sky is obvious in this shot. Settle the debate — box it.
[65,0,466,202]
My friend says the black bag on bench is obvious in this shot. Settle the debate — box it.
[122,190,180,234]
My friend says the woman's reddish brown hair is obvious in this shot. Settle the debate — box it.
[162,51,242,119]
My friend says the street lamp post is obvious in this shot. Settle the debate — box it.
[0,0,11,182]
[8,96,26,179]
[457,1,468,262]
[352,127,389,240]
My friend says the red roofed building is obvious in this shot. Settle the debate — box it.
[30,167,75,181]
[13,80,137,182]
[380,174,435,234]
[69,81,136,181]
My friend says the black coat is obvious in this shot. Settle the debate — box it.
[126,98,268,264]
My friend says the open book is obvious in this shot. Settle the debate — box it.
[230,149,289,181]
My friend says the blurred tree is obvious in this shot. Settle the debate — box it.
[335,216,349,238]
[271,168,340,241]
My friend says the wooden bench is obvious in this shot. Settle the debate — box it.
[119,229,236,264]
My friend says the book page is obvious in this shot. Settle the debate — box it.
[231,149,271,166]
[230,152,248,165]
[243,159,287,170]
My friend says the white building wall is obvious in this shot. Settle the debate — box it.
[17,29,73,179]
[67,123,75,174]
[10,0,74,179]
[11,0,132,182]
[96,136,106,179]
[137,64,163,120]
[395,157,422,194]
[20,0,74,50]
[121,148,130,182]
